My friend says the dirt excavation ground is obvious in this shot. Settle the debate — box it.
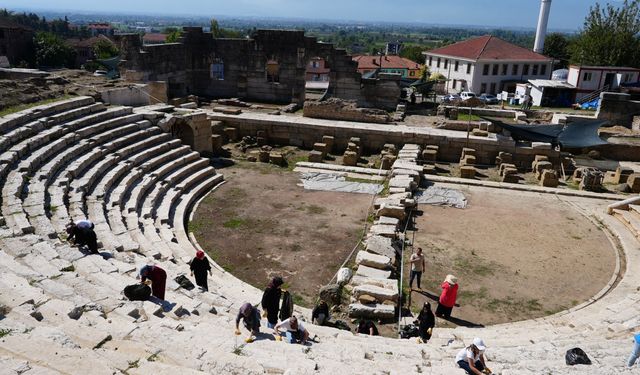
[407,184,617,327]
[191,161,372,307]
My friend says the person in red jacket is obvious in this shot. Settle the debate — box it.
[436,274,458,319]
[140,265,167,300]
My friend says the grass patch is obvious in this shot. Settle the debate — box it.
[453,256,495,277]
[0,96,72,117]
[0,328,13,338]
[188,217,212,233]
[232,343,246,356]
[292,293,310,308]
[223,218,247,229]
[457,113,483,122]
[60,265,75,272]
[306,204,326,215]
[287,155,308,171]
[345,176,377,184]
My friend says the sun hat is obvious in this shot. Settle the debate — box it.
[472,337,486,351]
[445,274,458,285]
[196,250,205,259]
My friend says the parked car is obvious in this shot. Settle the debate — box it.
[460,91,477,101]
[93,70,108,77]
[442,94,461,103]
[479,93,499,104]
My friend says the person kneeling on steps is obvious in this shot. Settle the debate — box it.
[274,315,309,344]
[455,338,492,374]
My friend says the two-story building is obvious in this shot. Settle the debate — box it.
[352,55,421,80]
[305,57,330,82]
[423,35,553,95]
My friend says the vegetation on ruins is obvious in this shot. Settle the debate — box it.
[569,0,640,68]
[34,32,76,68]
[543,33,571,69]
[93,39,119,60]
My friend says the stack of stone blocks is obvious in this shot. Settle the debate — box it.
[532,155,559,187]
[342,137,362,167]
[496,152,519,183]
[345,144,423,320]
[459,148,476,179]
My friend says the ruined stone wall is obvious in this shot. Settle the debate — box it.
[115,28,400,110]
[303,98,391,123]
[211,113,561,167]
[596,92,640,128]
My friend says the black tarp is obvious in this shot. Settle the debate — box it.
[492,120,608,149]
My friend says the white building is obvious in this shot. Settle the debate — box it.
[567,65,640,100]
[423,35,553,95]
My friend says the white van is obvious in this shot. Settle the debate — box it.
[460,92,476,101]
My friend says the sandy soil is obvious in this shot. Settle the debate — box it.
[406,184,616,327]
[191,161,372,307]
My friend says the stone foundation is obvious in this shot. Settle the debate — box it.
[304,98,392,124]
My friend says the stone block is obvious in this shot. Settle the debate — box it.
[423,165,437,175]
[472,129,489,137]
[248,151,260,162]
[376,204,406,221]
[348,303,395,319]
[503,167,518,176]
[343,151,358,166]
[223,127,238,142]
[355,265,391,279]
[628,174,640,193]
[495,151,513,165]
[502,172,519,183]
[352,284,398,303]
[256,137,268,146]
[258,150,270,163]
[499,163,517,177]
[211,134,223,154]
[365,235,398,259]
[322,136,335,153]
[425,145,439,152]
[355,251,393,270]
[313,142,328,157]
[540,170,559,187]
[535,161,554,179]
[308,151,323,163]
[350,137,361,147]
[460,166,476,179]
[461,148,476,159]
[368,224,398,238]
[614,166,634,184]
[459,155,476,166]
[269,152,284,166]
[381,155,394,170]
[422,149,437,163]
[532,155,550,170]
[383,143,397,155]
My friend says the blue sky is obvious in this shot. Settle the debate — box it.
[0,0,623,30]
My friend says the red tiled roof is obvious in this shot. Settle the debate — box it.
[352,55,421,70]
[67,34,114,48]
[426,35,550,61]
[143,33,167,43]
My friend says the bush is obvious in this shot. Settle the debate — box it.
[34,32,75,68]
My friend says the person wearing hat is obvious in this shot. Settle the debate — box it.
[139,264,167,300]
[235,302,261,342]
[417,302,435,343]
[455,337,492,374]
[261,276,284,328]
[436,274,458,319]
[190,250,212,292]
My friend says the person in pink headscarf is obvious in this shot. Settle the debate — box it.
[190,250,212,291]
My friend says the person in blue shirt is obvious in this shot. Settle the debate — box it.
[627,333,640,367]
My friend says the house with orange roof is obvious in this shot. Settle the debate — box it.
[352,55,422,80]
[423,35,553,95]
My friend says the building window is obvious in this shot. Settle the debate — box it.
[540,64,547,76]
[454,60,459,72]
[532,64,539,75]
[492,64,499,75]
[429,56,432,66]
[452,79,457,89]
[523,64,530,75]
[502,64,508,75]
[512,64,519,75]
[483,64,489,76]
[437,58,441,68]
[0,29,4,39]
[466,63,472,74]
[311,60,320,68]
[210,59,224,80]
[490,83,496,94]
[583,72,592,81]
[444,59,449,69]
[480,83,487,93]
[266,60,280,83]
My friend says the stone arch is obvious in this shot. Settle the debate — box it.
[171,120,195,148]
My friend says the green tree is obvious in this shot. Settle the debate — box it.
[210,18,221,37]
[166,30,182,43]
[570,0,640,67]
[93,39,119,59]
[543,33,571,69]
[399,45,426,64]
[34,32,76,68]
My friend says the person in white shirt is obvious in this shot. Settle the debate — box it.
[274,315,309,344]
[409,247,426,290]
[455,337,491,374]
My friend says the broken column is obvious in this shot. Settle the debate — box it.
[343,151,358,166]
[540,170,559,187]
[460,166,476,179]
[322,136,335,154]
